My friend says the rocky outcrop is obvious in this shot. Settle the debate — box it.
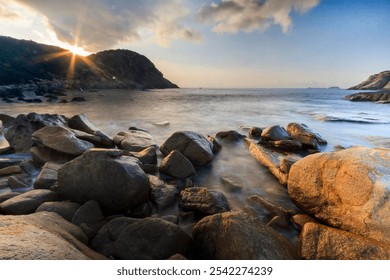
[0,212,106,259]
[160,131,214,166]
[57,149,150,212]
[288,146,390,244]
[349,70,390,90]
[192,212,297,259]
[345,91,390,103]
[298,223,390,260]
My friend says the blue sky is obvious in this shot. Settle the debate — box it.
[0,0,389,88]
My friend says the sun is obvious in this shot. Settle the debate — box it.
[67,44,91,57]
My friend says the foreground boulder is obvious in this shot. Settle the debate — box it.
[288,146,390,244]
[0,212,106,259]
[57,149,150,212]
[160,131,214,166]
[192,211,297,259]
[298,223,390,260]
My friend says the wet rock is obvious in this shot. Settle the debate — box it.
[179,187,230,215]
[32,126,95,156]
[149,175,178,209]
[159,150,196,179]
[34,162,62,189]
[124,146,157,166]
[220,176,243,192]
[288,146,390,243]
[114,130,156,152]
[298,223,390,260]
[71,200,105,226]
[269,140,302,152]
[90,217,139,258]
[7,172,34,191]
[0,189,59,215]
[0,114,15,128]
[207,135,222,153]
[0,191,20,204]
[216,130,245,142]
[0,177,10,193]
[57,149,150,212]
[0,212,107,260]
[192,211,297,259]
[261,125,290,141]
[248,127,263,139]
[286,123,327,148]
[0,165,23,176]
[291,214,319,229]
[279,155,302,174]
[20,160,40,177]
[30,146,75,165]
[0,155,29,169]
[160,131,214,166]
[113,217,192,260]
[35,201,81,221]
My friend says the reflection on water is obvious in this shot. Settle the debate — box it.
[1,88,389,242]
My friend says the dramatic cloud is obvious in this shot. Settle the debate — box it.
[0,2,20,19]
[13,0,201,51]
[198,0,320,33]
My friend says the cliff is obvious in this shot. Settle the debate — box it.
[349,71,390,90]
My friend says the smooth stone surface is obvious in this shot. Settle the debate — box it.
[7,172,34,191]
[220,176,243,193]
[30,145,76,165]
[113,218,192,260]
[0,189,59,215]
[34,162,62,189]
[149,175,178,209]
[32,126,95,156]
[0,191,20,204]
[179,187,230,215]
[160,131,214,166]
[71,200,105,226]
[291,214,319,229]
[192,212,297,260]
[114,130,156,152]
[298,223,390,260]
[288,146,390,243]
[35,201,81,221]
[286,123,327,148]
[0,212,107,260]
[215,130,245,142]
[159,150,196,179]
[261,125,290,141]
[0,165,23,176]
[269,139,302,152]
[57,149,150,211]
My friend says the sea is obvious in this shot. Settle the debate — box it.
[1,88,389,242]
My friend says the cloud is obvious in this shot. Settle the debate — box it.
[198,0,320,33]
[0,2,20,19]
[13,0,201,51]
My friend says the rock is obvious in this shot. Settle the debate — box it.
[192,211,297,259]
[349,70,390,90]
[160,215,179,224]
[215,130,245,142]
[57,149,150,212]
[20,160,40,176]
[279,154,302,174]
[30,146,75,165]
[68,114,114,147]
[71,200,105,226]
[0,155,30,169]
[168,254,187,260]
[0,165,22,176]
[159,150,196,179]
[207,135,222,153]
[113,218,192,260]
[128,202,153,218]
[0,189,59,215]
[7,172,34,191]
[0,191,20,204]
[32,126,95,156]
[71,97,86,102]
[291,214,319,229]
[124,146,157,166]
[0,121,11,154]
[34,162,62,189]
[345,91,390,103]
[286,123,327,148]
[248,127,263,139]
[298,223,390,260]
[0,113,15,128]
[219,176,243,192]
[35,201,81,221]
[179,187,230,215]
[288,146,390,243]
[90,217,139,258]
[0,212,106,259]
[269,140,302,152]
[114,130,156,152]
[154,121,170,127]
[261,125,290,141]
[160,131,214,166]
[245,138,288,185]
[149,175,178,208]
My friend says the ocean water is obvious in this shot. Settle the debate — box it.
[1,88,389,241]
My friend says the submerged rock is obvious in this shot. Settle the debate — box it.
[288,146,390,244]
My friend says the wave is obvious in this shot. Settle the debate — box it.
[313,114,390,124]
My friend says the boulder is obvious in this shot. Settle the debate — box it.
[35,201,81,221]
[160,131,214,166]
[114,130,156,152]
[179,187,230,215]
[192,211,297,259]
[207,135,222,153]
[248,127,263,139]
[113,217,192,260]
[215,130,245,142]
[286,123,327,148]
[0,191,20,204]
[288,146,390,243]
[71,200,105,226]
[34,162,62,189]
[298,223,390,260]
[0,212,107,260]
[269,140,302,152]
[30,146,75,165]
[0,189,59,215]
[57,149,150,212]
[32,126,95,156]
[279,154,302,174]
[7,172,34,191]
[149,175,178,209]
[220,176,243,193]
[0,165,22,177]
[159,150,196,179]
[261,125,290,141]
[291,214,319,229]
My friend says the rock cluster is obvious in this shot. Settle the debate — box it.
[345,91,390,104]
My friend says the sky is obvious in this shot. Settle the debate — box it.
[0,0,390,88]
